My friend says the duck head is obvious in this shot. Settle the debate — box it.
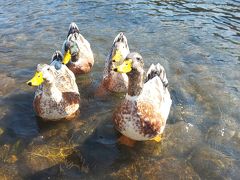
[111,32,130,63]
[114,52,144,74]
[50,50,63,70]
[62,33,80,64]
[27,64,56,86]
[114,52,144,96]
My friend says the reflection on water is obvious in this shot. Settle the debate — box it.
[0,0,240,179]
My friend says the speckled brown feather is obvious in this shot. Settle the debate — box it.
[33,92,80,120]
[67,62,93,74]
[102,72,128,93]
[33,95,42,116]
[136,102,162,137]
[113,99,164,139]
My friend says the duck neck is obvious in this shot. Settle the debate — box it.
[127,69,144,97]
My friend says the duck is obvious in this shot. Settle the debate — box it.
[62,22,94,74]
[98,32,130,94]
[112,52,172,146]
[27,51,80,121]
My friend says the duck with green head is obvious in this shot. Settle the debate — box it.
[62,22,94,75]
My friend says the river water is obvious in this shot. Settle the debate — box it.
[0,0,240,179]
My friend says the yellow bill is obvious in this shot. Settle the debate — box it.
[62,50,71,65]
[114,59,132,73]
[27,71,44,86]
[112,49,122,62]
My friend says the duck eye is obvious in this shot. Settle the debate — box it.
[136,57,141,61]
[47,68,50,71]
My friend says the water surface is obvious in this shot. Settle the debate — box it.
[0,0,240,179]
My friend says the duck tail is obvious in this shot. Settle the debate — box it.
[51,50,63,62]
[67,22,80,37]
[113,32,124,43]
[113,32,128,46]
[146,63,168,87]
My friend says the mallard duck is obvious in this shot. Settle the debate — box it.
[101,32,130,93]
[62,22,94,74]
[27,51,80,120]
[113,52,172,145]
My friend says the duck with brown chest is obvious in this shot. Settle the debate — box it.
[27,51,80,121]
[98,32,130,94]
[113,52,172,145]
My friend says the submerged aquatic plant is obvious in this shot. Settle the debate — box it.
[28,143,77,163]
[30,144,75,162]
[0,140,21,164]
[26,140,89,173]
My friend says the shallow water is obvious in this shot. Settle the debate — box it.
[0,0,240,179]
